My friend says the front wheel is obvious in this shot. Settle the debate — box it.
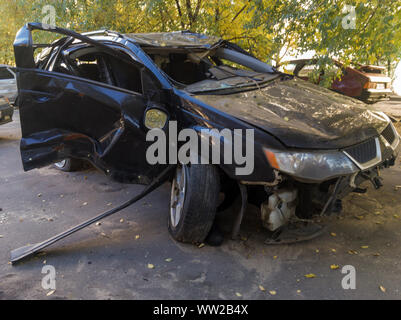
[168,164,220,244]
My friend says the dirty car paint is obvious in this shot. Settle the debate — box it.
[194,78,387,149]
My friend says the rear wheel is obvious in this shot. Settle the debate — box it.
[168,164,220,244]
[54,158,85,172]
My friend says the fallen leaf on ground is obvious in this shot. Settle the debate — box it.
[273,255,278,259]
[379,286,386,293]
[60,194,64,198]
[107,202,112,206]
[135,235,140,240]
[315,249,320,253]
[37,193,42,197]
[165,258,172,262]
[120,219,124,223]
[355,215,364,220]
[235,292,242,297]
[259,285,265,292]
[46,290,55,296]
[331,249,337,253]
[393,214,399,219]
[296,290,301,293]
[348,250,358,255]
[330,264,340,270]
[0,235,3,238]
[43,260,46,264]
[330,232,337,237]
[147,263,154,269]
[304,273,316,278]
[373,252,380,256]
[100,232,107,237]
[269,290,277,295]
[361,246,369,249]
[95,222,101,226]
[198,243,205,248]
[82,202,88,206]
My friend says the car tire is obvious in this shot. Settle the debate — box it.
[53,158,85,172]
[168,163,220,244]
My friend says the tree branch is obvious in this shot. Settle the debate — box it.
[175,0,185,29]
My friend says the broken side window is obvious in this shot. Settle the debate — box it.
[51,45,143,94]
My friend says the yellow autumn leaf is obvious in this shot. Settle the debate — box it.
[330,264,339,270]
[379,286,386,293]
[304,273,316,278]
[46,290,55,296]
[259,285,265,292]
[269,290,277,295]
[147,263,154,269]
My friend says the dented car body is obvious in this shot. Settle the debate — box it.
[14,23,400,244]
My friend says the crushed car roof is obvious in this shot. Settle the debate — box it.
[123,31,222,48]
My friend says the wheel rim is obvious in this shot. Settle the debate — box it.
[54,160,67,169]
[170,164,186,228]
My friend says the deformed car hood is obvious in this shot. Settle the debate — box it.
[194,78,388,149]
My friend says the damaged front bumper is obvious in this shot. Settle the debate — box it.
[258,121,400,232]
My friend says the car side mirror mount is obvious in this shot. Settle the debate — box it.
[14,24,36,68]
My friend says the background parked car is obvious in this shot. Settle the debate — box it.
[0,95,13,125]
[280,59,392,103]
[0,64,17,105]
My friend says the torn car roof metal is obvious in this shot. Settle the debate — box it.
[124,31,222,48]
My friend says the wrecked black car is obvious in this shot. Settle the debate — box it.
[13,23,400,246]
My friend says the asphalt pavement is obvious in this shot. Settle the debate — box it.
[1,109,401,299]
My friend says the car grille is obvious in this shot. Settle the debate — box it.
[381,124,396,145]
[343,124,399,170]
[343,138,378,164]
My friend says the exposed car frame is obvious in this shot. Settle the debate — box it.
[13,23,400,246]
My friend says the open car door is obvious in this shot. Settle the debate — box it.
[14,23,168,184]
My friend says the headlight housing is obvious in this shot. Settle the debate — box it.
[264,148,358,182]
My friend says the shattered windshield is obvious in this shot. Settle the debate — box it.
[142,46,279,94]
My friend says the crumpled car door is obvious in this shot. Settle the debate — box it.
[14,23,168,184]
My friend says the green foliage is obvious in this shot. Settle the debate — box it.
[0,0,400,86]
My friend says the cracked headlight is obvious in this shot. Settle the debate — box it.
[264,148,358,182]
